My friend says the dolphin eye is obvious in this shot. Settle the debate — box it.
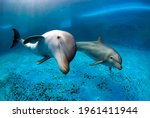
[57,36,61,39]
[110,56,113,59]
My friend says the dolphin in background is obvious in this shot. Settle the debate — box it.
[76,37,122,70]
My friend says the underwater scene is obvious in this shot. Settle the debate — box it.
[0,0,150,101]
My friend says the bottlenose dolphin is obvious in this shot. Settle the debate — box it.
[76,37,122,70]
[11,28,76,74]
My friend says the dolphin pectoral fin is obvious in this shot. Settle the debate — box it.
[54,48,69,74]
[36,56,50,65]
[109,67,112,71]
[23,35,44,44]
[90,60,104,66]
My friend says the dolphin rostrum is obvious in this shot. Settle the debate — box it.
[11,28,76,74]
[76,37,122,70]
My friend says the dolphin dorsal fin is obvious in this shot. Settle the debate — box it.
[23,35,44,44]
[97,36,102,43]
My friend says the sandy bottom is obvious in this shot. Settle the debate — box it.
[0,45,150,101]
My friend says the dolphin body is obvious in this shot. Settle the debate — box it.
[76,37,122,70]
[11,28,76,74]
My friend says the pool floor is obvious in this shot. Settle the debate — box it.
[0,45,150,100]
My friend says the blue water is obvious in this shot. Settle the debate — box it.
[0,0,150,101]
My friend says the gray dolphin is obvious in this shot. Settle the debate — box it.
[76,37,122,70]
[11,28,76,74]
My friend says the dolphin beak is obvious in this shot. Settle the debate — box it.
[56,55,70,74]
[54,47,70,74]
[60,65,69,74]
[115,62,122,70]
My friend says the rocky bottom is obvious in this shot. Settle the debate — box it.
[0,45,150,100]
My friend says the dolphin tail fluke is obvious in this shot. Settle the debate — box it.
[10,28,21,48]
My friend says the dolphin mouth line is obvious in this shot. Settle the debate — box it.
[115,62,122,70]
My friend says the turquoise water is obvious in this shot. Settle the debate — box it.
[0,0,150,100]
